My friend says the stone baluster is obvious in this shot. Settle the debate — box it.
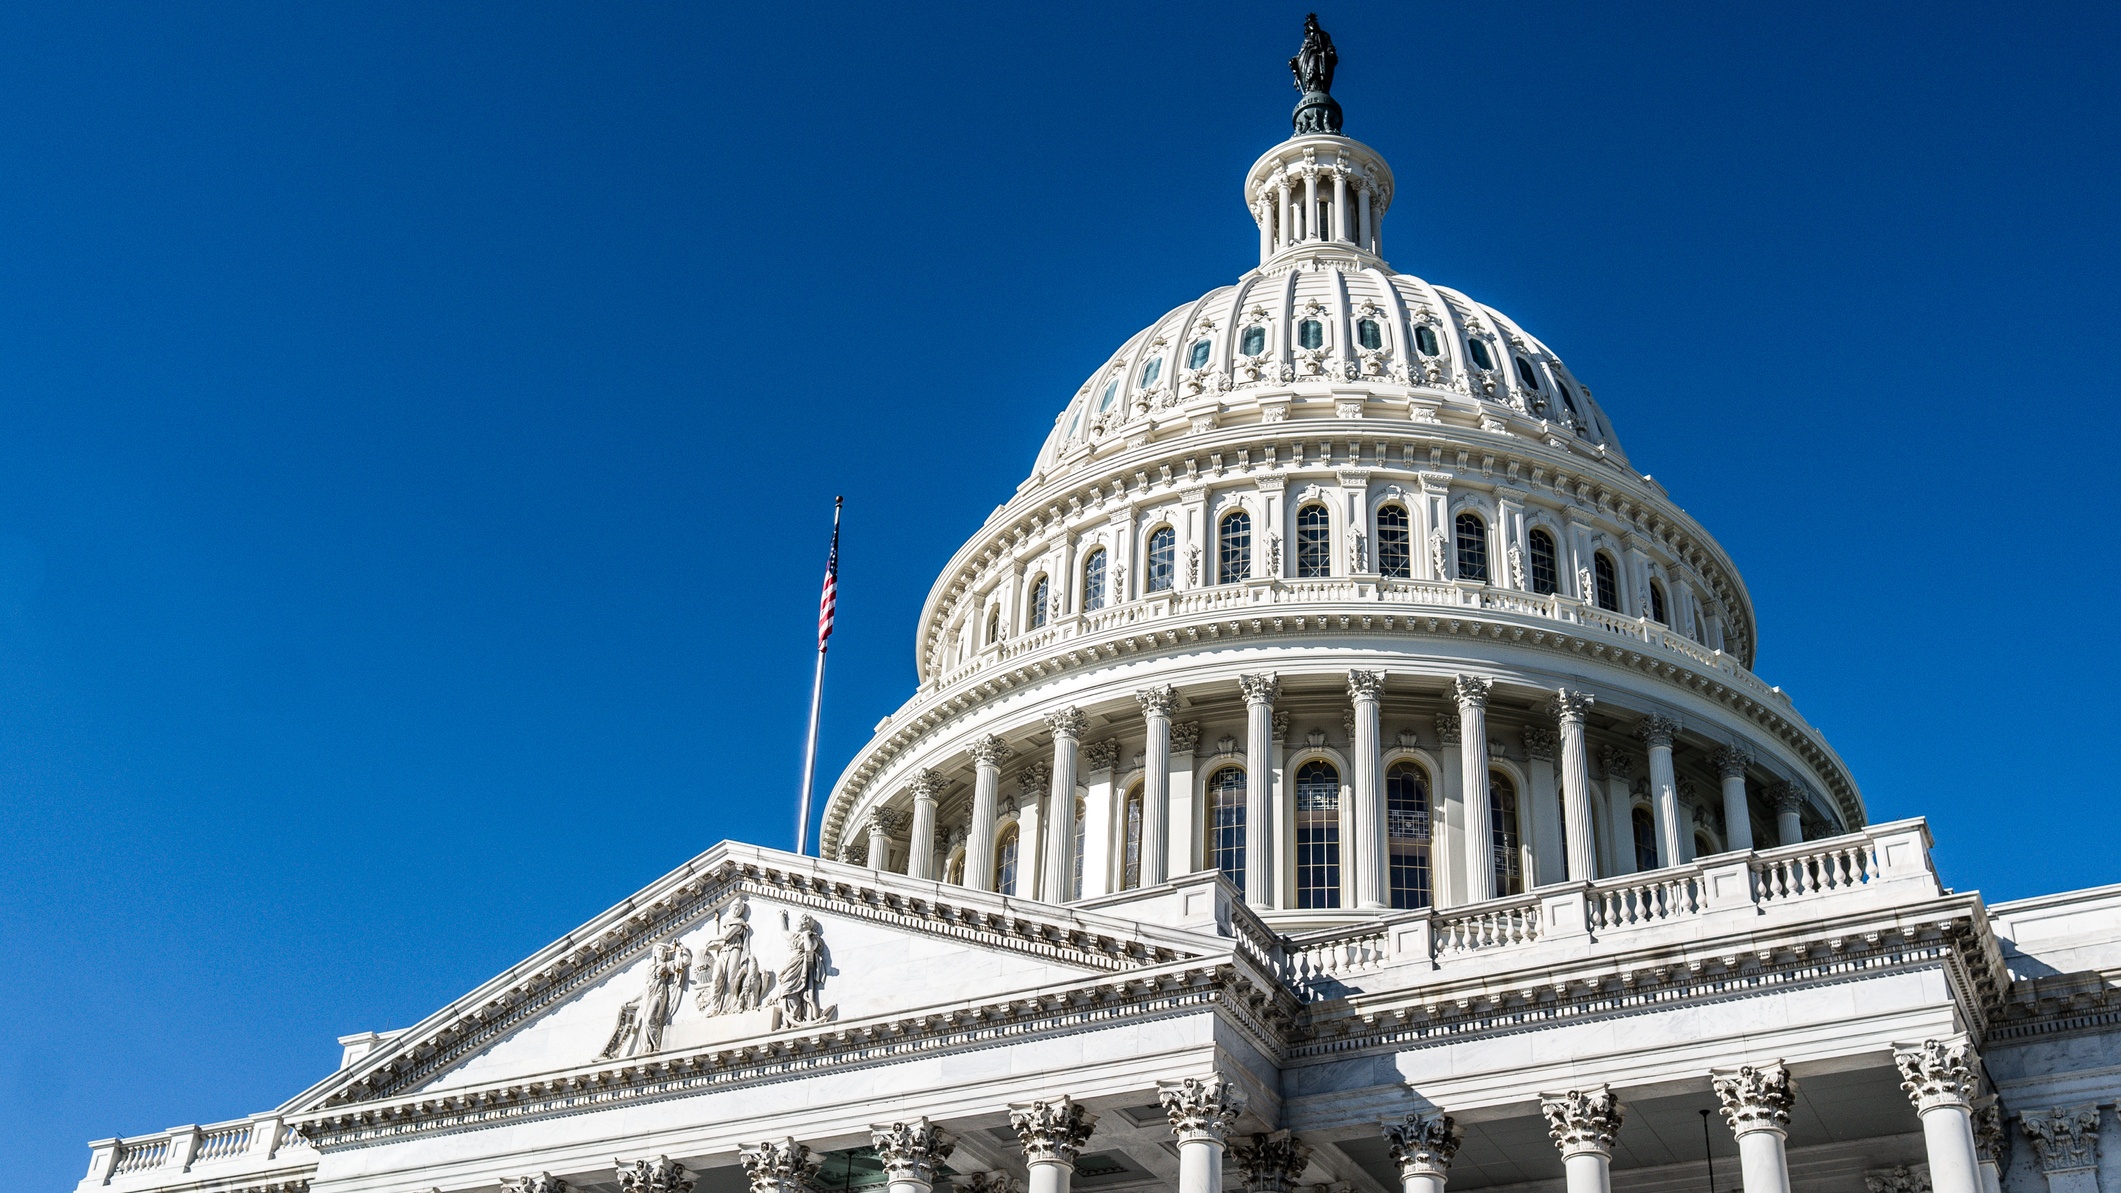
[1137,686,1178,887]
[1636,715,1681,869]
[1600,746,1636,876]
[1541,1086,1623,1193]
[737,1141,817,1193]
[1158,1074,1247,1193]
[1771,781,1807,846]
[1384,1112,1463,1193]
[2021,1105,2103,1193]
[1231,1130,1311,1193]
[1713,1063,1797,1193]
[1009,1096,1098,1193]
[966,736,1010,891]
[906,770,943,880]
[1455,676,1495,903]
[617,1157,693,1193]
[1973,1101,2009,1193]
[872,1118,956,1193]
[866,809,905,873]
[1348,670,1386,910]
[1712,747,1754,852]
[1239,673,1280,908]
[1551,690,1597,881]
[1040,708,1088,902]
[1895,1036,1985,1193]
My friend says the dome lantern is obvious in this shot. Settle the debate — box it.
[1248,16,1393,268]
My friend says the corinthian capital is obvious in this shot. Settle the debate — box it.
[1894,1036,1978,1112]
[1711,1063,1796,1136]
[1230,1131,1312,1192]
[909,769,945,801]
[1136,684,1179,718]
[1711,746,1753,781]
[1009,1096,1097,1166]
[1770,780,1808,815]
[1522,726,1556,761]
[1434,712,1461,746]
[868,808,907,836]
[1240,673,1280,706]
[871,1118,956,1185]
[1157,1073,1247,1143]
[1082,740,1121,772]
[972,735,1011,767]
[736,1140,819,1193]
[1045,707,1088,741]
[1548,688,1594,724]
[2021,1106,2101,1173]
[616,1158,693,1193]
[1347,670,1385,702]
[1635,714,1680,749]
[1018,762,1051,798]
[1452,675,1492,709]
[1598,745,1633,778]
[1540,1086,1623,1157]
[505,1175,568,1193]
[1383,1113,1462,1177]
[1974,1101,2009,1168]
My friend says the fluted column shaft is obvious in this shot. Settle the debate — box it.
[1639,715,1681,868]
[1456,677,1494,903]
[1041,709,1087,902]
[1137,687,1176,887]
[966,737,1007,891]
[1553,691,1596,882]
[1773,783,1805,846]
[1897,1038,1984,1193]
[906,770,941,880]
[1349,671,1385,909]
[1714,748,1754,852]
[1240,674,1278,908]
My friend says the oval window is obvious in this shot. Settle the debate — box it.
[1141,357,1162,386]
[1188,339,1211,369]
[1297,320,1323,350]
[1414,325,1439,356]
[1467,338,1494,370]
[1357,318,1383,350]
[1513,356,1540,390]
[1098,380,1118,411]
[1240,325,1266,356]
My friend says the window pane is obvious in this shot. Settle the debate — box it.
[1241,325,1266,356]
[1594,554,1619,612]
[1147,527,1176,593]
[1414,325,1439,356]
[1083,550,1107,612]
[1121,788,1143,890]
[1514,356,1541,390]
[1387,763,1432,909]
[997,827,1019,896]
[1141,357,1161,386]
[1295,760,1342,909]
[1071,796,1085,900]
[1455,513,1489,582]
[1208,767,1247,897]
[1633,806,1658,871]
[1357,318,1382,350]
[1527,529,1558,595]
[1468,338,1494,370]
[1296,505,1331,578]
[1377,505,1411,579]
[1219,512,1252,584]
[1098,380,1118,411]
[1490,771,1523,896]
[1556,381,1580,414]
[1298,320,1323,350]
[1649,580,1667,623]
[1188,339,1212,369]
[1029,576,1049,628]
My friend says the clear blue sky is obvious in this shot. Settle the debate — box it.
[4,1,2116,1183]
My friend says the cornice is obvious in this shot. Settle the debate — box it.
[1985,968,2121,1045]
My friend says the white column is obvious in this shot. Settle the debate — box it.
[1772,781,1806,846]
[1240,673,1279,909]
[1600,746,1636,876]
[1277,182,1292,250]
[1541,1086,1622,1193]
[1332,172,1349,242]
[865,809,903,872]
[905,770,942,880]
[1713,1063,1797,1193]
[1233,1130,1312,1193]
[1137,686,1177,886]
[1255,198,1272,262]
[1973,1102,2007,1193]
[1303,171,1318,241]
[737,1141,816,1193]
[1385,1112,1462,1193]
[1358,185,1374,254]
[1348,670,1386,909]
[1010,1097,1097,1193]
[1637,714,1681,869]
[1170,721,1200,877]
[1040,709,1086,902]
[1524,727,1563,886]
[1895,1037,1985,1193]
[1015,765,1048,900]
[1713,747,1755,852]
[1456,676,1495,903]
[1553,690,1598,881]
[2021,1105,2104,1193]
[1080,740,1118,898]
[1159,1075,1245,1193]
[966,736,1008,891]
[872,1119,954,1193]
[1434,711,1464,907]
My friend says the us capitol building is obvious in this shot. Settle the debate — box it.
[72,22,2120,1193]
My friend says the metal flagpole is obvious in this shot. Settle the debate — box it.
[796,497,841,856]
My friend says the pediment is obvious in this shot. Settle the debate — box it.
[289,844,1219,1113]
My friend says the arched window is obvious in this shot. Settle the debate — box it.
[1207,766,1247,896]
[1296,505,1332,578]
[1377,505,1412,579]
[1527,529,1558,595]
[986,606,1001,645]
[1593,553,1620,612]
[1648,579,1668,624]
[1082,549,1108,612]
[1297,320,1324,350]
[1455,512,1489,582]
[1467,338,1495,371]
[1295,759,1343,909]
[1240,325,1267,356]
[1414,325,1440,356]
[1188,339,1211,370]
[946,850,964,886]
[1513,355,1541,391]
[1120,784,1144,890]
[1386,762,1432,908]
[1098,379,1118,411]
[1027,575,1050,629]
[1357,318,1383,350]
[1490,770,1524,896]
[1218,511,1252,584]
[1071,795,1086,901]
[996,824,1021,896]
[1556,381,1580,415]
[1146,526,1176,593]
[1632,806,1659,871]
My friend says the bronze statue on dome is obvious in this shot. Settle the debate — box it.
[1290,14,1343,135]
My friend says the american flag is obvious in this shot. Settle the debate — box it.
[816,499,841,651]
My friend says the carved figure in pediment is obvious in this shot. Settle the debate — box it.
[777,914,830,1024]
[696,896,768,1016]
[600,939,692,1059]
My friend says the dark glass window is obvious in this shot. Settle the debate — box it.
[1594,553,1620,612]
[1295,760,1342,909]
[1649,579,1668,624]
[1633,806,1659,871]
[1218,511,1252,584]
[1098,380,1118,411]
[1207,766,1247,896]
[1140,357,1162,387]
[1357,318,1383,350]
[1467,338,1494,370]
[1387,762,1432,909]
[1527,529,1558,595]
[1146,526,1176,593]
[1514,356,1541,390]
[1414,325,1440,356]
[1454,512,1489,582]
[1556,380,1580,414]
[1082,549,1107,612]
[996,824,1020,896]
[986,606,1000,644]
[1188,339,1212,369]
[1377,505,1412,579]
[1296,505,1331,578]
[1028,575,1050,628]
[1297,320,1323,350]
[1491,770,1523,896]
[1121,786,1144,890]
[1071,795,1085,900]
[1240,325,1267,356]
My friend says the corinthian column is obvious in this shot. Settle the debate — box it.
[1041,708,1088,902]
[1712,747,1754,852]
[1895,1037,1984,1193]
[1348,670,1386,909]
[737,1141,819,1193]
[1158,1074,1246,1193]
[1009,1096,1098,1193]
[866,809,905,872]
[1713,1063,1797,1193]
[1455,676,1495,903]
[1137,686,1178,886]
[1636,715,1681,869]
[872,1119,956,1193]
[1384,1113,1463,1193]
[1551,690,1596,881]
[1541,1086,1623,1193]
[1771,781,1806,846]
[1232,1131,1311,1193]
[966,736,1010,891]
[2021,1105,2102,1193]
[1973,1102,2008,1193]
[906,770,943,880]
[1239,673,1280,908]
[616,1158,691,1193]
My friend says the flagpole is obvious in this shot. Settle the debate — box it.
[796,497,841,856]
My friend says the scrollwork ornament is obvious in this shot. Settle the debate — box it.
[1157,1073,1247,1143]
[736,1140,819,1193]
[1864,1167,1930,1193]
[1136,685,1179,719]
[1711,1063,1796,1136]
[1452,675,1491,710]
[505,1175,567,1193]
[1009,1096,1098,1166]
[1712,746,1753,781]
[1634,714,1679,749]
[1540,1086,1623,1157]
[1231,1131,1312,1193]
[1894,1036,1978,1112]
[870,1118,956,1186]
[1383,1113,1462,1177]
[2021,1106,2101,1173]
[1347,669,1384,702]
[616,1158,693,1193]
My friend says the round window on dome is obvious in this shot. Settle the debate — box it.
[1467,338,1494,370]
[1297,320,1323,350]
[1098,380,1118,411]
[1414,325,1439,356]
[1240,325,1266,356]
[1357,319,1382,350]
[1188,339,1211,370]
[1513,356,1541,390]
[1140,357,1161,387]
